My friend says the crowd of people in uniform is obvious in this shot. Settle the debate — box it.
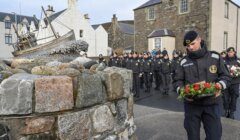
[99,49,185,98]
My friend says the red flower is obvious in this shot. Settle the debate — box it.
[215,83,221,90]
[204,83,211,88]
[185,85,190,94]
[193,83,200,91]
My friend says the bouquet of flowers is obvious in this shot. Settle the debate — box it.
[229,65,240,77]
[178,82,221,101]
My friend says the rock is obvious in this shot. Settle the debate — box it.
[0,73,39,115]
[83,60,98,69]
[128,95,134,119]
[76,72,106,108]
[0,60,11,71]
[117,128,129,140]
[91,105,114,133]
[57,111,92,140]
[46,61,62,67]
[104,67,132,98]
[20,132,56,140]
[31,66,57,75]
[70,57,92,66]
[55,68,80,77]
[104,135,117,140]
[9,68,27,74]
[21,117,55,135]
[0,71,13,83]
[115,99,128,128]
[35,76,74,113]
[101,70,124,101]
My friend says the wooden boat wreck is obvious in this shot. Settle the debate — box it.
[11,6,88,60]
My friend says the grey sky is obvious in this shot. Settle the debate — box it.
[0,0,147,24]
[1,0,240,25]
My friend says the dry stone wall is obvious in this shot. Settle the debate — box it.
[0,58,136,140]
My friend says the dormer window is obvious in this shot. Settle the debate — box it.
[5,20,11,29]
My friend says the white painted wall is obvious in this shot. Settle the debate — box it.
[210,0,239,53]
[95,25,108,56]
[36,2,108,57]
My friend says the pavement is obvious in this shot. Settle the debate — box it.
[133,89,240,140]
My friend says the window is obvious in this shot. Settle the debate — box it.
[5,34,12,44]
[80,30,83,37]
[223,32,228,50]
[225,2,229,18]
[179,0,189,14]
[148,7,155,20]
[5,20,11,29]
[155,38,162,49]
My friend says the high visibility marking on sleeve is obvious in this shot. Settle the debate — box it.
[211,53,219,59]
[180,59,187,66]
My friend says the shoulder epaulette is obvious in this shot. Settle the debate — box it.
[210,51,220,59]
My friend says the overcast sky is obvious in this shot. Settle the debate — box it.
[1,0,240,25]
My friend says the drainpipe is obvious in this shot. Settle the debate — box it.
[236,7,239,52]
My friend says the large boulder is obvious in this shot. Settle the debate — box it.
[76,72,106,108]
[0,73,40,115]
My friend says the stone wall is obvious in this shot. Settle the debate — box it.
[0,58,135,140]
[134,0,209,52]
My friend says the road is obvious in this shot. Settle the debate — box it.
[133,89,240,140]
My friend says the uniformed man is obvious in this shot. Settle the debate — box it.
[174,30,231,140]
[140,52,153,93]
[223,47,240,119]
[108,52,121,67]
[131,52,141,98]
[171,50,181,81]
[125,52,133,70]
[220,50,227,60]
[161,53,171,95]
[138,52,144,89]
[153,51,162,90]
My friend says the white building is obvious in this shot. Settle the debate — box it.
[0,12,37,58]
[36,0,108,57]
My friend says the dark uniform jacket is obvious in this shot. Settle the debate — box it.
[225,56,240,84]
[131,58,141,73]
[161,58,171,74]
[174,44,231,105]
[125,58,133,70]
[108,57,121,67]
[140,58,153,73]
[153,58,162,71]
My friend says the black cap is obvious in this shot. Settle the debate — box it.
[183,30,198,46]
[227,47,235,52]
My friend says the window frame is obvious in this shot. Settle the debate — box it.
[154,37,162,50]
[223,32,228,50]
[5,20,11,29]
[5,34,12,44]
[147,6,155,20]
[179,0,189,14]
[80,30,83,38]
[224,2,229,19]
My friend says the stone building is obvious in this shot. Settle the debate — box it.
[0,12,37,58]
[134,0,240,55]
[96,15,134,53]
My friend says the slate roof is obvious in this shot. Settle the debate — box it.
[118,22,134,35]
[148,29,175,38]
[0,11,38,25]
[44,9,66,25]
[93,20,134,35]
[134,0,161,10]
[92,25,100,30]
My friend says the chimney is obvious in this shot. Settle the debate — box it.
[112,14,118,24]
[46,5,55,16]
[68,0,77,9]
[84,14,90,20]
